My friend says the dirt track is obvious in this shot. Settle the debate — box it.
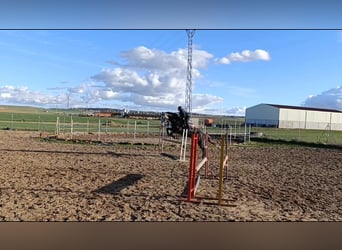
[0,131,341,221]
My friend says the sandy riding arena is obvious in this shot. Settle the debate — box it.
[0,130,341,221]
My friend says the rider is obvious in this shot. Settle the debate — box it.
[178,106,190,130]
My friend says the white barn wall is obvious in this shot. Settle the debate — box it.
[246,103,342,131]
[331,112,342,130]
[246,104,279,127]
[279,109,306,129]
[305,111,331,130]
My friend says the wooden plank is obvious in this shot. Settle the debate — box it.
[194,175,201,195]
[196,157,208,171]
[223,155,229,166]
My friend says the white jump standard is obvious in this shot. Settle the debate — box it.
[159,125,188,162]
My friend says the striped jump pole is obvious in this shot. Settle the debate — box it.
[180,132,208,203]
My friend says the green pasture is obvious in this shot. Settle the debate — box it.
[0,111,162,134]
[252,127,342,145]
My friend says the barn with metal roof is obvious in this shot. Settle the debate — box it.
[245,103,342,131]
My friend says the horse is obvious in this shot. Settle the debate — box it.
[160,112,215,159]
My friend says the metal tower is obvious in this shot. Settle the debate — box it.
[185,29,195,116]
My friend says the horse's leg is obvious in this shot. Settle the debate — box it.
[166,128,176,139]
[198,135,206,159]
[207,134,216,146]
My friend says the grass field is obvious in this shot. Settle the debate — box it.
[251,127,342,145]
[0,112,161,134]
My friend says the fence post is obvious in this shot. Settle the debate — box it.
[62,116,66,133]
[56,117,60,135]
[98,119,101,141]
[134,120,137,142]
[11,113,14,130]
[70,116,73,139]
[244,122,247,143]
[126,120,129,137]
[249,125,251,143]
[38,115,41,132]
[147,120,150,135]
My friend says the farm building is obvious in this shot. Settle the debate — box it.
[245,103,342,131]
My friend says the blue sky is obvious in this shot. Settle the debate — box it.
[1,30,342,116]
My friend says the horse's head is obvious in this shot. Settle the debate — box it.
[160,112,170,125]
[160,111,184,136]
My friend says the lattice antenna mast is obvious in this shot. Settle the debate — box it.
[185,29,195,116]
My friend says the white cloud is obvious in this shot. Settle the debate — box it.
[128,93,184,108]
[91,46,221,110]
[92,88,119,100]
[303,85,342,110]
[0,85,57,105]
[192,94,224,110]
[0,45,230,112]
[224,107,246,116]
[193,106,246,116]
[0,42,222,111]
[216,49,271,64]
[0,84,96,108]
[121,46,186,71]
[120,46,213,71]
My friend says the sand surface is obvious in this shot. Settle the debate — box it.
[0,131,341,221]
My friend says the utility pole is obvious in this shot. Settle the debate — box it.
[185,29,195,117]
[66,93,71,109]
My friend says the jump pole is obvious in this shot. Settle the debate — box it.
[186,133,199,202]
[160,125,188,162]
[218,135,225,205]
[180,132,209,203]
[179,129,188,161]
[204,132,210,178]
[218,133,230,205]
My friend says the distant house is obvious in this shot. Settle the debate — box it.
[245,103,342,131]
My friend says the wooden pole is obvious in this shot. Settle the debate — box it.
[218,135,225,205]
[187,133,198,201]
[205,132,209,178]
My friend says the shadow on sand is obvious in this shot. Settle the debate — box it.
[93,174,144,195]
[160,152,178,160]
